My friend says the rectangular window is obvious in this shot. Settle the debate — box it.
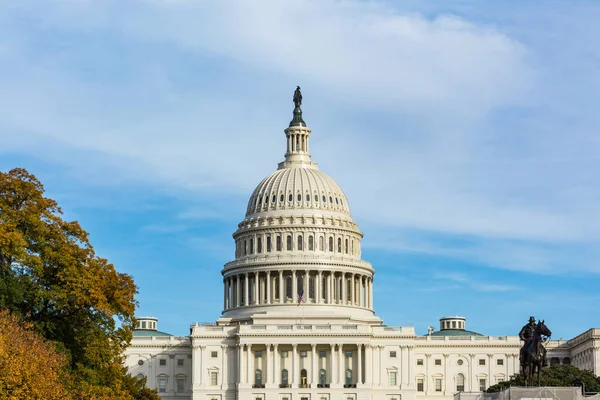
[301,397,309,400]
[319,351,326,358]
[282,351,288,358]
[300,351,307,358]
[257,237,262,253]
[435,378,442,392]
[159,359,166,366]
[211,351,218,358]
[277,236,282,251]
[389,351,397,358]
[177,358,184,367]
[177,378,185,392]
[210,372,218,386]
[159,378,167,393]
[255,351,262,358]
[479,359,486,366]
[435,359,441,366]
[389,371,397,386]
[417,379,424,392]
[497,359,504,366]
[345,351,352,358]
[417,359,424,366]
[479,379,486,392]
[267,236,272,252]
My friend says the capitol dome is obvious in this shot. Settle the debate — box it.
[220,88,379,324]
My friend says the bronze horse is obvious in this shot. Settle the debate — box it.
[521,320,552,386]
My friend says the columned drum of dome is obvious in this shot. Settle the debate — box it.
[221,90,377,322]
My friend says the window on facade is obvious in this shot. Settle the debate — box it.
[329,196,333,203]
[435,378,442,392]
[280,194,284,202]
[281,369,289,385]
[277,236,282,251]
[308,236,314,251]
[136,373,145,380]
[452,321,457,328]
[298,235,303,250]
[319,351,326,358]
[257,237,262,253]
[319,236,324,251]
[138,359,144,366]
[328,237,333,252]
[243,240,247,256]
[319,369,327,385]
[417,379,424,392]
[255,351,262,358]
[306,194,310,201]
[309,277,314,299]
[389,371,397,386]
[267,236,272,252]
[249,238,254,255]
[457,359,464,366]
[297,193,301,201]
[345,238,348,253]
[265,195,269,205]
[158,378,167,393]
[287,235,292,251]
[255,369,262,385]
[345,351,352,358]
[210,372,218,386]
[479,359,486,366]
[456,374,465,392]
[435,359,441,366]
[346,369,353,385]
[211,351,218,358]
[337,238,342,253]
[300,351,307,358]
[159,359,167,366]
[177,378,185,393]
[282,351,289,358]
[479,379,486,392]
[142,321,147,329]
[322,195,326,202]
[497,359,504,366]
[390,351,397,358]
[272,195,276,203]
[177,359,184,367]
[288,194,293,202]
[286,277,292,300]
[417,359,424,366]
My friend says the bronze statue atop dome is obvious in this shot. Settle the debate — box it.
[289,86,306,127]
[293,86,302,108]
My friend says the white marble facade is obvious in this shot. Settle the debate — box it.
[124,101,600,400]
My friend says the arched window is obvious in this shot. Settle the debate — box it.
[329,196,333,203]
[322,195,326,202]
[297,193,301,201]
[345,369,353,386]
[272,195,276,203]
[319,369,327,386]
[276,236,282,251]
[287,235,292,251]
[297,235,303,251]
[258,197,262,205]
[309,277,315,299]
[315,192,319,202]
[286,277,292,300]
[249,238,254,255]
[322,277,327,301]
[243,240,247,256]
[266,236,272,252]
[301,369,308,387]
[280,194,284,202]
[308,236,314,251]
[337,238,342,253]
[456,374,465,392]
[306,194,310,201]
[257,237,262,253]
[288,193,293,202]
[319,236,324,251]
[264,195,268,204]
[255,369,262,386]
[281,369,289,385]
[328,237,334,252]
[274,277,280,299]
[336,197,339,205]
[345,238,348,254]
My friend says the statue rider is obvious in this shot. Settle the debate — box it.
[519,316,536,364]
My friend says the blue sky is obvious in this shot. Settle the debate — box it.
[1,0,599,338]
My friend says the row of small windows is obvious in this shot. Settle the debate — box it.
[153,358,186,367]
[252,192,344,208]
[416,376,491,393]
[137,374,187,393]
[237,235,358,257]
[416,358,505,366]
[252,368,354,387]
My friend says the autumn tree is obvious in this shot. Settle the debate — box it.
[0,309,70,399]
[0,168,159,399]
[486,364,600,393]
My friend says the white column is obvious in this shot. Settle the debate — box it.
[223,279,228,310]
[266,344,272,384]
[369,278,374,308]
[254,273,259,304]
[292,270,297,302]
[304,270,309,301]
[244,273,249,306]
[279,271,284,304]
[317,271,322,304]
[330,344,336,385]
[274,344,279,385]
[236,275,241,307]
[351,274,355,305]
[292,344,298,386]
[266,271,271,305]
[365,345,372,386]
[338,344,344,385]
[312,344,318,387]
[222,345,228,387]
[378,346,383,386]
[239,345,244,384]
[328,273,333,304]
[357,344,363,385]
[408,345,414,388]
[247,344,253,384]
[341,274,347,305]
[400,346,407,386]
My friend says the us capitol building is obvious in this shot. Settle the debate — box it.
[124,90,599,400]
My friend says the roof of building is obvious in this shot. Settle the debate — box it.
[132,329,173,337]
[428,329,484,337]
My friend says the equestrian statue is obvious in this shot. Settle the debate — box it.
[519,316,552,386]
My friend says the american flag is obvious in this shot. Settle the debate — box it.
[297,290,304,306]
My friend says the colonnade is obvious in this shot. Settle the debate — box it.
[223,270,373,310]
